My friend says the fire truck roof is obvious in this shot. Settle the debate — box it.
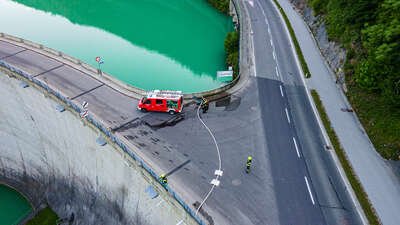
[146,90,183,100]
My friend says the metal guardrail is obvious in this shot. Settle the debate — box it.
[0,60,206,225]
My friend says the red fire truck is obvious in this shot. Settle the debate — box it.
[137,90,183,114]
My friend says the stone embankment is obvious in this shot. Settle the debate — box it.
[287,0,347,88]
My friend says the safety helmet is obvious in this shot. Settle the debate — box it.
[248,156,252,160]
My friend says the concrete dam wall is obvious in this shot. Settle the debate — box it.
[0,71,195,225]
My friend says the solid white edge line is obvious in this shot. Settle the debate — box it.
[270,1,368,224]
[304,176,316,205]
[275,66,279,77]
[270,39,273,46]
[280,85,284,97]
[285,107,291,123]
[273,51,276,59]
[292,137,300,158]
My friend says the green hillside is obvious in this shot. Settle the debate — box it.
[309,0,400,159]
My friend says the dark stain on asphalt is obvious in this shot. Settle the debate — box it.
[215,95,241,111]
[138,130,149,136]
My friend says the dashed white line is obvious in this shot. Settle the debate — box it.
[285,108,291,123]
[275,66,280,77]
[292,137,300,158]
[246,0,254,8]
[304,176,315,205]
[256,0,271,27]
[280,85,284,97]
[176,220,186,225]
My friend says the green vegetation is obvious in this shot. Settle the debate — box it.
[308,0,400,159]
[206,0,230,14]
[273,0,311,78]
[224,31,239,78]
[311,90,381,225]
[347,84,400,159]
[206,0,239,78]
[26,207,59,225]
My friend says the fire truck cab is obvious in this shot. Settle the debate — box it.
[137,90,183,114]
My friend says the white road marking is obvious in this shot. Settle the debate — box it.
[285,108,291,123]
[292,137,300,158]
[156,199,164,207]
[273,51,276,60]
[247,0,254,8]
[268,27,271,35]
[280,85,284,97]
[256,0,267,17]
[304,176,315,205]
[176,220,186,225]
[270,39,273,47]
[275,66,280,77]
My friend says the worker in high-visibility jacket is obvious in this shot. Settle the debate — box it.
[201,97,209,113]
[159,174,167,185]
[246,156,252,173]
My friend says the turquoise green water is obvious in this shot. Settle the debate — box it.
[0,0,233,93]
[0,185,32,225]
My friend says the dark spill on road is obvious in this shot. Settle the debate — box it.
[215,95,241,111]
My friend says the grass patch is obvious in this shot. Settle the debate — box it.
[311,90,381,225]
[272,0,311,78]
[347,85,400,160]
[26,207,59,225]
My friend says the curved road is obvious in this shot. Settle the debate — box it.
[245,0,363,224]
[0,1,366,224]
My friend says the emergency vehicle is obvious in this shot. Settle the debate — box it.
[137,90,183,114]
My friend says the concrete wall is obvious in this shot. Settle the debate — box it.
[0,71,195,225]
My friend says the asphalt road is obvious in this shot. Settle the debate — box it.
[0,1,365,223]
[246,0,363,224]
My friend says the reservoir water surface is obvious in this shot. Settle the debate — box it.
[0,185,32,224]
[0,0,233,93]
